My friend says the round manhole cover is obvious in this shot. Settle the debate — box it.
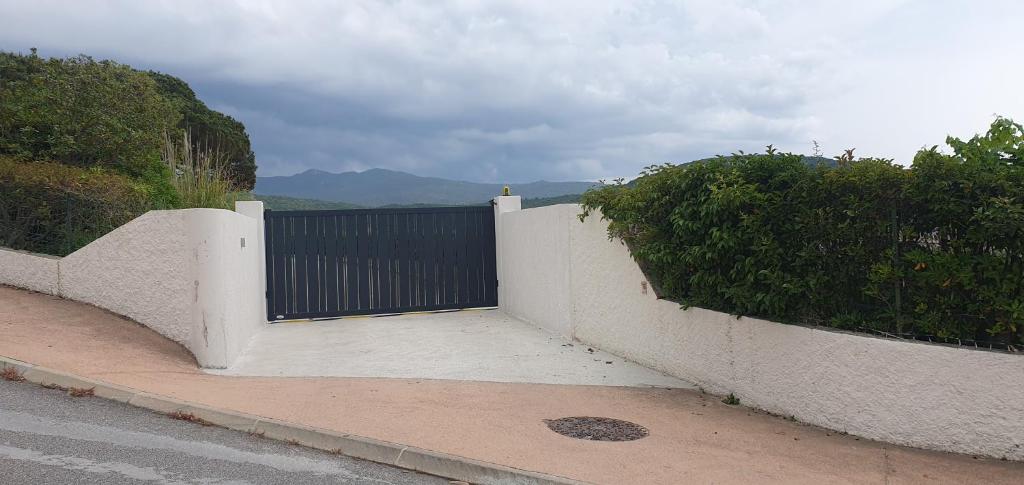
[544,417,649,441]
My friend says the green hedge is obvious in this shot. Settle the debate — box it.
[581,119,1024,347]
[0,158,152,256]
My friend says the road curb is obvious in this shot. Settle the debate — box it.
[0,356,586,485]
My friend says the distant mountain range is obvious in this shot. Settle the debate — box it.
[255,168,597,207]
[251,195,364,211]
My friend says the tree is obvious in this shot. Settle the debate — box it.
[147,71,258,189]
[0,51,180,177]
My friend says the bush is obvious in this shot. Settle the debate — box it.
[581,120,1024,347]
[0,51,251,255]
[0,51,180,177]
[0,157,151,256]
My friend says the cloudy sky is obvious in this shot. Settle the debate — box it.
[1,1,1021,182]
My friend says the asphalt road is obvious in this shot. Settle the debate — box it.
[0,379,448,484]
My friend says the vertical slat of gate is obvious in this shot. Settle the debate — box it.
[436,211,445,306]
[456,210,469,305]
[341,214,351,312]
[448,210,460,302]
[318,215,327,313]
[416,213,423,307]
[436,212,444,306]
[419,212,432,307]
[439,211,449,306]
[313,215,323,313]
[378,213,387,309]
[394,213,406,308]
[403,212,411,306]
[374,214,383,310]
[356,213,370,311]
[451,210,461,304]
[339,215,347,312]
[285,215,296,315]
[345,214,358,312]
[325,215,339,313]
[479,208,489,304]
[387,213,395,309]
[311,216,320,313]
[366,213,376,310]
[295,215,310,315]
[381,214,393,310]
[473,208,485,302]
[482,209,497,306]
[466,210,477,304]
[377,213,386,309]
[410,213,420,307]
[434,210,446,304]
[287,216,298,314]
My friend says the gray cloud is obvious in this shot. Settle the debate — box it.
[1,0,1022,182]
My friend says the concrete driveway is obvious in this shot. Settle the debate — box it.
[214,309,691,388]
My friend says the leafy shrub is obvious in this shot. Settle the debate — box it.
[0,51,180,177]
[0,50,254,255]
[581,119,1024,347]
[0,157,151,256]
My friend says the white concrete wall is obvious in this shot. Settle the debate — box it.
[235,201,267,326]
[0,206,267,368]
[498,205,573,336]
[497,203,1024,460]
[60,211,194,344]
[0,248,59,295]
[184,208,265,367]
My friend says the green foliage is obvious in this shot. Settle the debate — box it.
[0,157,151,256]
[0,51,180,177]
[581,119,1024,347]
[0,50,257,255]
[148,71,257,189]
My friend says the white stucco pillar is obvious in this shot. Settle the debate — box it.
[235,201,267,323]
[492,195,521,215]
[492,196,521,310]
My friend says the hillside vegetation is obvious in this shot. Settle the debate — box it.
[522,193,582,208]
[0,49,256,255]
[255,194,363,211]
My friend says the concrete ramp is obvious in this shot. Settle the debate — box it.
[213,309,692,388]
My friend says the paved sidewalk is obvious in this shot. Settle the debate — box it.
[1,286,1022,484]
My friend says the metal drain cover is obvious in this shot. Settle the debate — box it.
[544,417,649,441]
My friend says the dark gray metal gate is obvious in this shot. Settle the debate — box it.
[264,206,497,321]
